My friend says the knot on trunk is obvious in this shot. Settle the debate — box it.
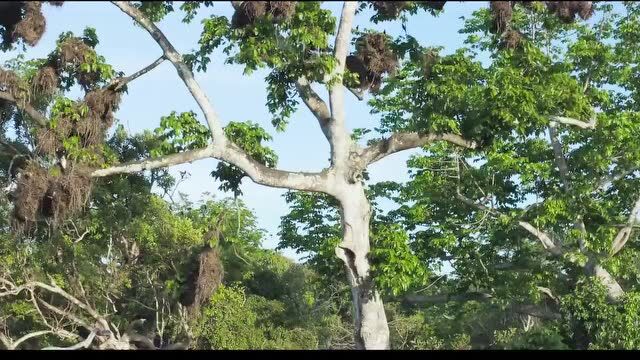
[346,150,367,184]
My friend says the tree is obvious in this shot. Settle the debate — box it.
[0,1,606,349]
[278,0,640,349]
[347,1,640,349]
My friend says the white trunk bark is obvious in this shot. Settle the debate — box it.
[585,261,624,301]
[335,183,390,350]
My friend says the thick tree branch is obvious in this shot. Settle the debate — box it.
[42,330,96,350]
[22,280,109,331]
[110,2,331,193]
[0,91,48,127]
[0,333,10,349]
[4,330,53,350]
[348,87,364,101]
[362,132,478,165]
[295,77,332,142]
[92,146,215,178]
[1,278,95,335]
[455,192,562,256]
[92,144,330,193]
[549,115,596,129]
[112,1,225,143]
[328,1,357,168]
[516,221,562,256]
[454,192,499,215]
[221,142,331,192]
[37,299,92,331]
[611,194,640,256]
[512,304,561,320]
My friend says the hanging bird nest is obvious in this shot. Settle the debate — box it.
[11,161,92,232]
[545,1,594,24]
[420,49,439,78]
[84,87,121,128]
[231,1,296,29]
[0,3,23,47]
[355,33,398,75]
[42,171,92,225]
[75,117,104,147]
[179,246,224,317]
[268,1,297,23]
[419,1,447,11]
[11,162,50,231]
[489,1,514,35]
[0,68,29,104]
[34,87,121,156]
[231,1,267,29]
[12,2,46,47]
[1,2,61,48]
[32,64,60,97]
[35,128,61,156]
[57,37,93,67]
[0,99,13,119]
[500,28,523,50]
[346,32,398,93]
[370,1,410,19]
[77,70,102,92]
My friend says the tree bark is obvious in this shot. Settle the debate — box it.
[335,183,390,349]
[584,260,625,301]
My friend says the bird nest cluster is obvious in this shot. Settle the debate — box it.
[369,2,447,20]
[35,88,120,157]
[0,2,63,48]
[2,35,122,231]
[19,88,120,231]
[345,32,398,93]
[0,68,29,105]
[231,1,297,29]
[490,1,595,50]
[31,36,122,157]
[56,36,104,92]
[11,161,92,232]
[179,246,224,318]
[545,1,594,24]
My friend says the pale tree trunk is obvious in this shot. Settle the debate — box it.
[548,121,626,302]
[100,1,473,350]
[335,183,390,349]
[584,260,625,301]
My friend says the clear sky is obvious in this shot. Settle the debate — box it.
[1,1,486,261]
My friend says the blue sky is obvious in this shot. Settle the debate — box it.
[1,1,487,260]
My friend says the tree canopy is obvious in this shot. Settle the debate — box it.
[1,0,640,350]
